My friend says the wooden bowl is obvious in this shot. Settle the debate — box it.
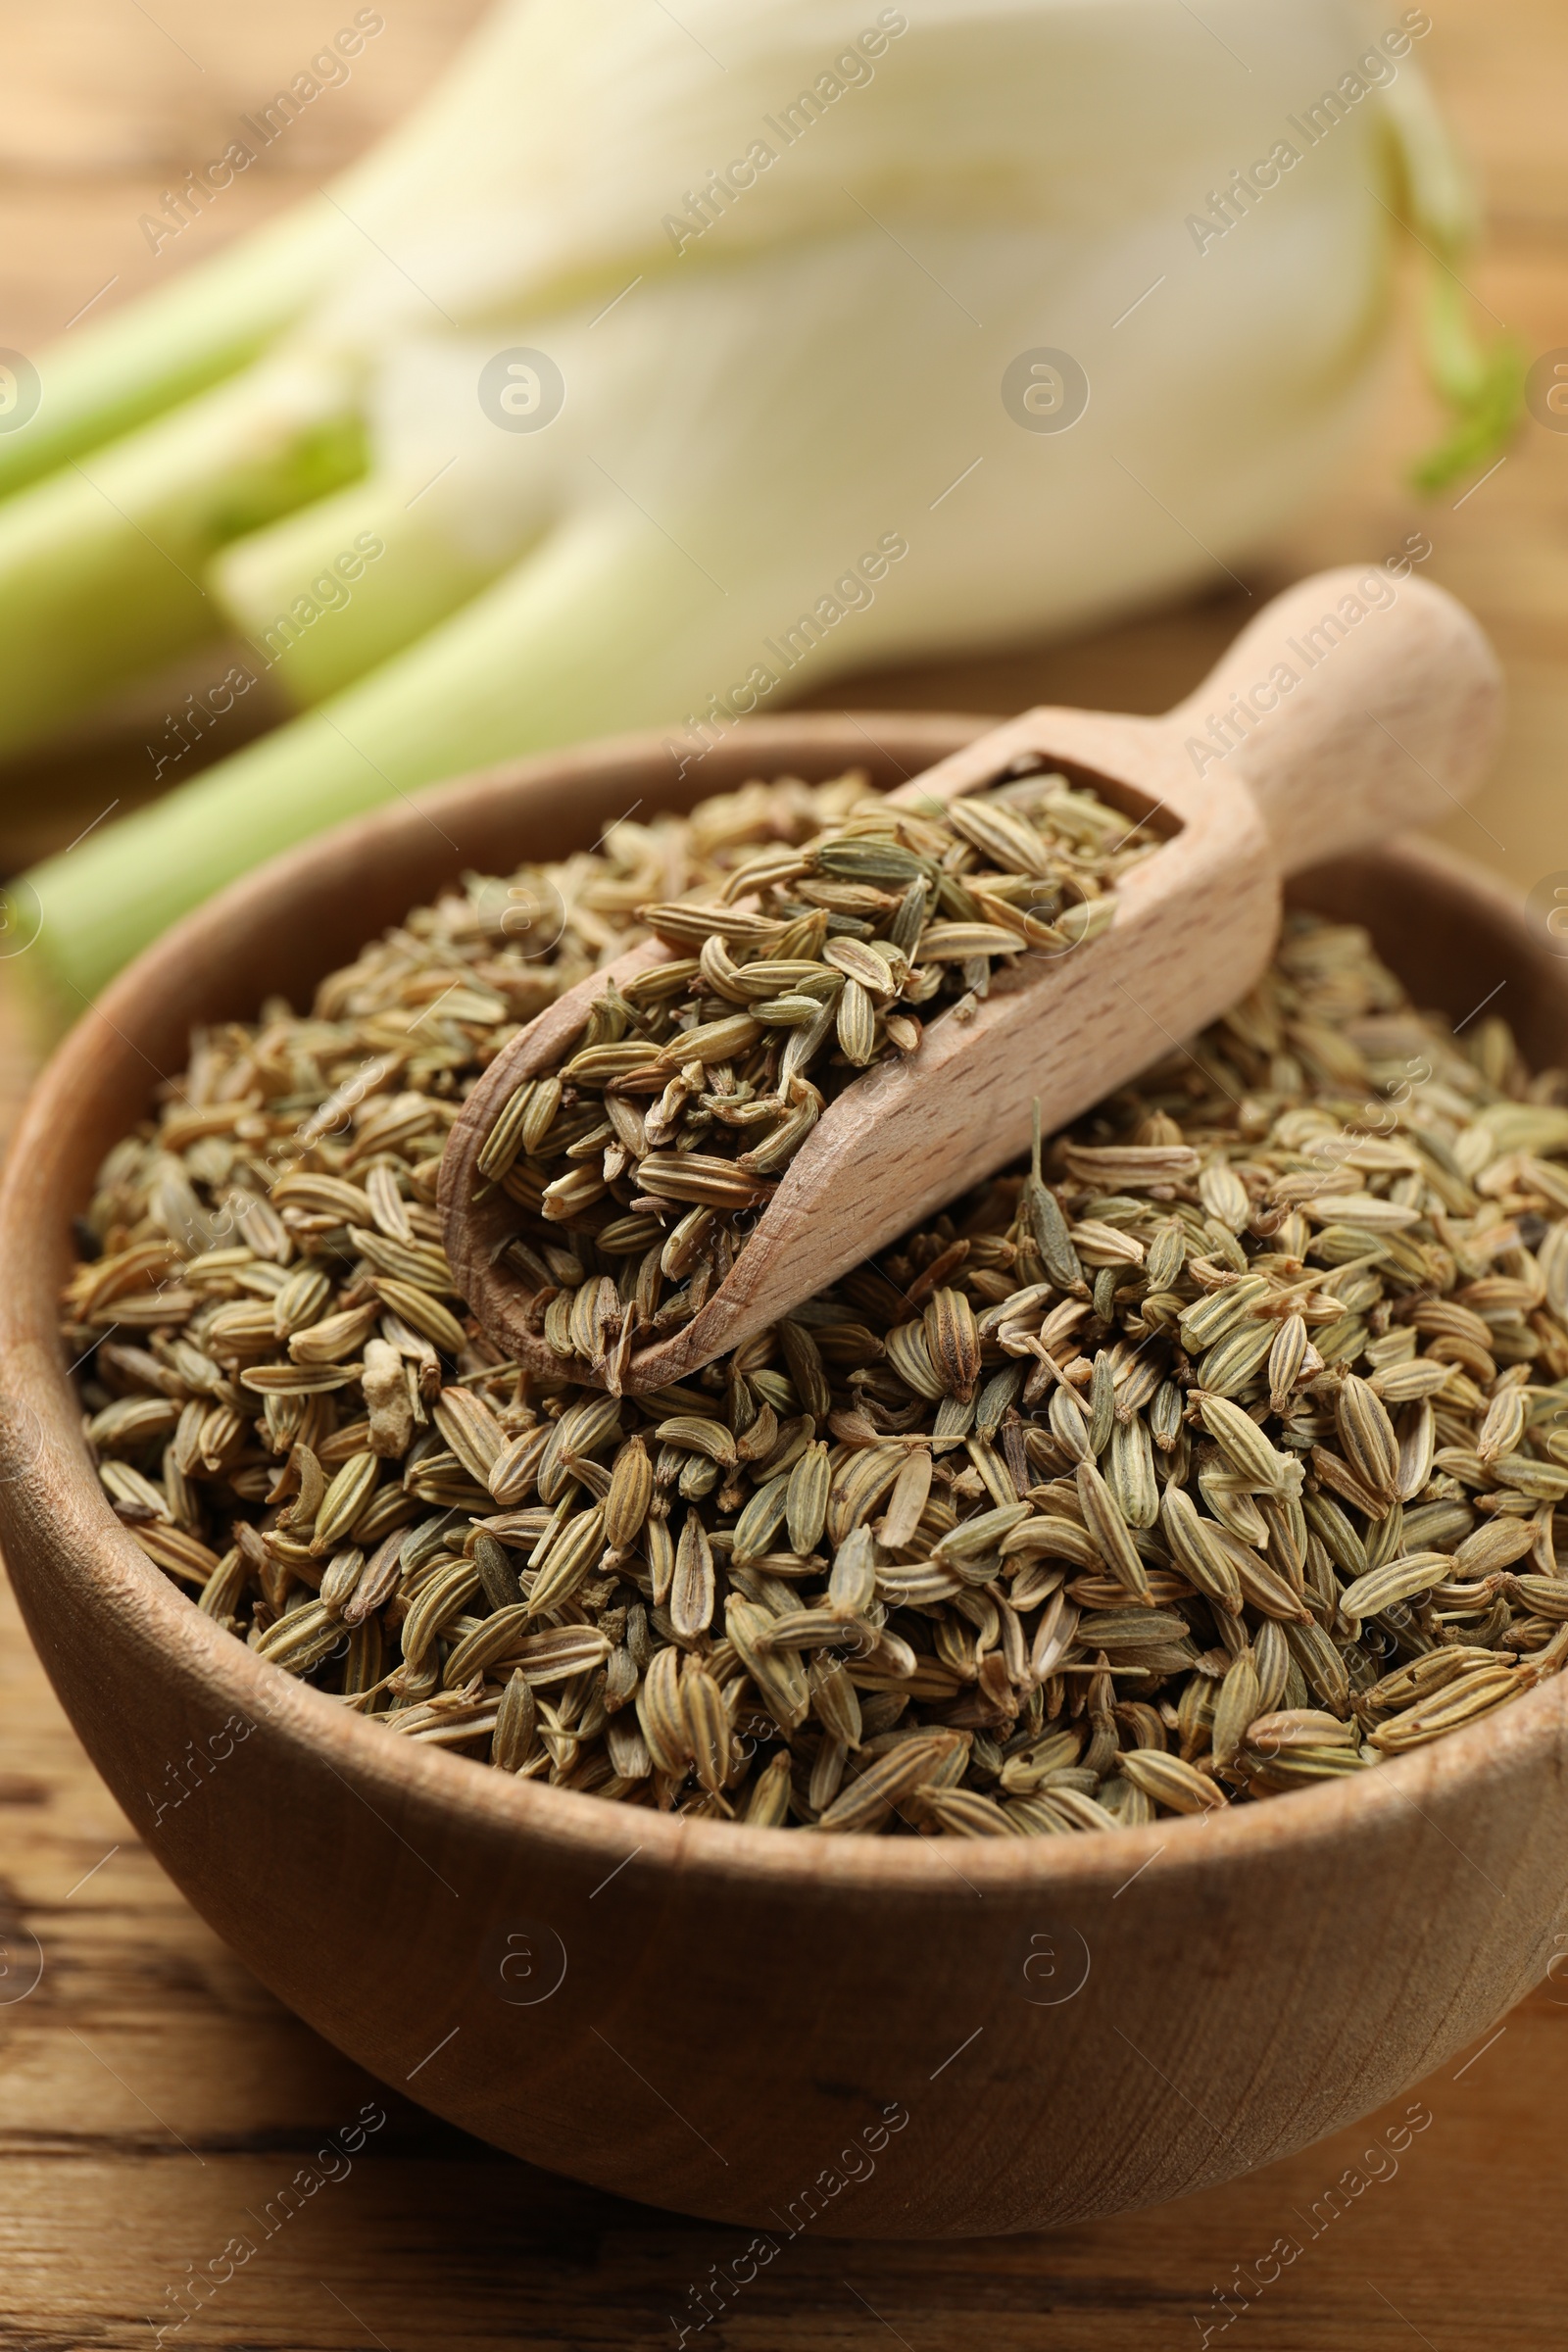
[2,711,1565,2241]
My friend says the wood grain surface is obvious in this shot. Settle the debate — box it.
[0,1,1564,2343]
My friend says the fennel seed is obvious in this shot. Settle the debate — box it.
[59,763,1568,1837]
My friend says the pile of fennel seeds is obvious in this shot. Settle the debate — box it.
[61,769,1568,1837]
[477,766,1159,1373]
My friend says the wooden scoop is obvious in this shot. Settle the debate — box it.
[441,565,1500,1392]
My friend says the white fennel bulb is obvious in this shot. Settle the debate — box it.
[11,0,1505,1006]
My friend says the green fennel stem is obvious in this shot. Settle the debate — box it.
[209,473,518,707]
[1408,273,1527,492]
[0,359,368,760]
[25,510,733,1014]
[0,198,358,501]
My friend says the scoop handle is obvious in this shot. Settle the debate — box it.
[1161,564,1502,872]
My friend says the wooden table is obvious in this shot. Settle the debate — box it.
[0,5,1565,2343]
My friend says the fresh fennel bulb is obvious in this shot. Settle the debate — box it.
[9,0,1503,1010]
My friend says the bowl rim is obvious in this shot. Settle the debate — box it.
[1,718,1560,1902]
